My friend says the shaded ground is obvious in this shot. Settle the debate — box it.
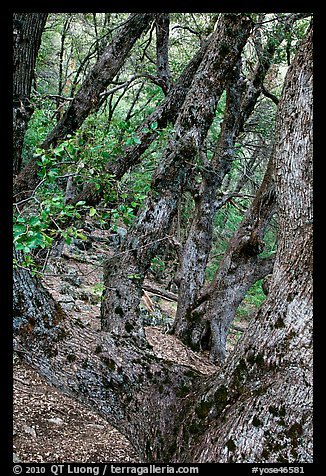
[13,360,141,463]
[13,220,250,463]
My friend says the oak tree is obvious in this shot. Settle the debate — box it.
[13,14,313,463]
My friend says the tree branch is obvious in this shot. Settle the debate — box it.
[143,282,178,302]
[14,13,154,202]
[261,84,279,105]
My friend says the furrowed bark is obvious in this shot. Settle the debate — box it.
[100,14,252,337]
[13,13,48,176]
[169,24,313,462]
[13,24,312,463]
[172,13,305,351]
[174,158,276,361]
[13,13,154,201]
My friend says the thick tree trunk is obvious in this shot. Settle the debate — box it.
[13,13,48,176]
[174,158,276,360]
[170,24,313,462]
[13,17,312,465]
[13,252,199,462]
[13,250,66,343]
[100,14,252,337]
[173,13,306,353]
[185,27,313,461]
[13,13,154,201]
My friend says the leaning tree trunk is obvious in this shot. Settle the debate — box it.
[171,23,313,462]
[172,59,246,339]
[100,13,252,338]
[13,252,200,462]
[196,180,275,363]
[13,23,313,463]
[69,36,211,207]
[172,13,306,354]
[13,12,154,201]
[173,158,276,362]
[13,13,48,177]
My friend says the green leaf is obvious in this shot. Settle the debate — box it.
[89,207,97,217]
[13,224,25,234]
[26,236,43,248]
[48,168,59,180]
[40,233,53,246]
[77,232,87,240]
[127,273,142,280]
[28,216,41,226]
[66,143,75,155]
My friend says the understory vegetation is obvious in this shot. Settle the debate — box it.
[13,12,313,465]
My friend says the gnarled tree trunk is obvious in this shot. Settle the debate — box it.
[100,13,252,337]
[13,17,312,464]
[173,158,276,362]
[185,26,313,461]
[172,13,307,357]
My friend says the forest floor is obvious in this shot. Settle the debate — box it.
[13,220,250,463]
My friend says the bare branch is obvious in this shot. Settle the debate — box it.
[261,84,279,105]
